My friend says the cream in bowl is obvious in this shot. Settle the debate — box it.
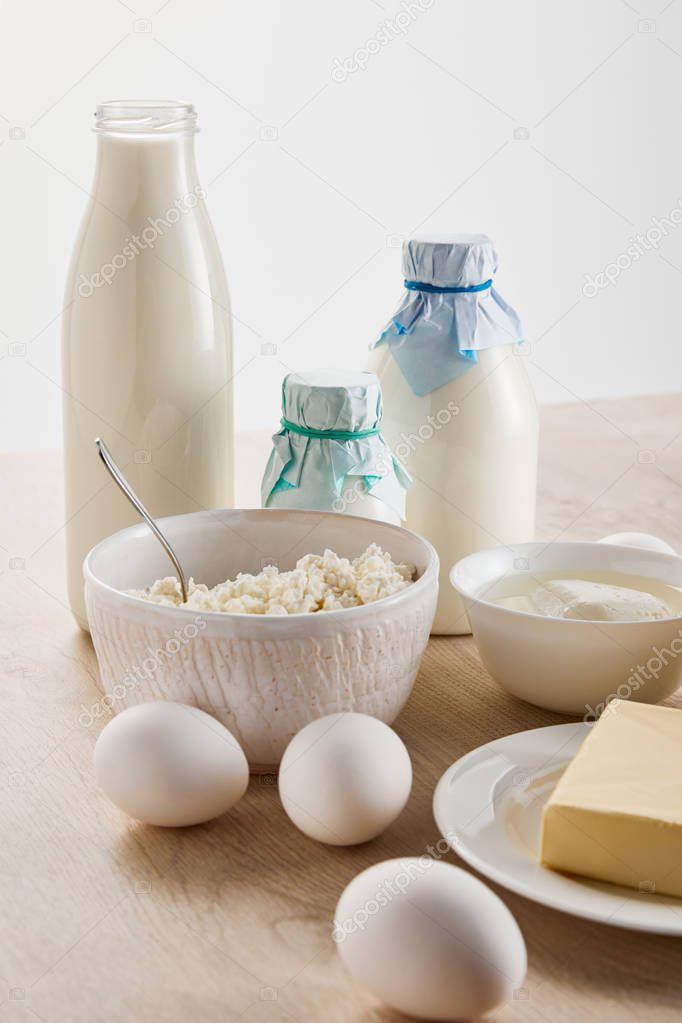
[84,508,438,769]
[450,541,682,715]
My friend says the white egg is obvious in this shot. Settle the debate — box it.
[334,858,527,1020]
[278,713,412,845]
[94,702,249,827]
[599,531,676,555]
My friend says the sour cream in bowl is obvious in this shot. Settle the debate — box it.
[450,541,682,716]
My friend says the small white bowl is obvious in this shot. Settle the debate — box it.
[84,508,438,769]
[450,541,682,716]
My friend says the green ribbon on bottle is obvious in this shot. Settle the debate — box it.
[261,373,412,515]
[280,418,382,441]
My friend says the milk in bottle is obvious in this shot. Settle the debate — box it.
[261,369,411,524]
[367,234,538,634]
[62,101,233,628]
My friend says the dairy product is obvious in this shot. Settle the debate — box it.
[487,569,682,621]
[541,700,682,898]
[529,579,671,620]
[369,345,537,634]
[62,101,233,629]
[130,544,415,614]
[262,370,410,525]
[368,235,538,635]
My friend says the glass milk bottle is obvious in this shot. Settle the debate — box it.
[261,369,411,524]
[367,234,538,634]
[62,101,233,628]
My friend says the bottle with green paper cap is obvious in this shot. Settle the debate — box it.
[367,233,539,635]
[261,369,411,524]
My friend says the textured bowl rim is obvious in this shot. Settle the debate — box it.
[450,540,682,626]
[84,507,440,625]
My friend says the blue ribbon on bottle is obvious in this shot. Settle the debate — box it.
[403,279,493,294]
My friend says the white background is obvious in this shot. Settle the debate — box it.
[2,0,682,451]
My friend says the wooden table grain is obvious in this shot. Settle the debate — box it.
[3,394,682,1022]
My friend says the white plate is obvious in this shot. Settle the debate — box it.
[433,722,682,935]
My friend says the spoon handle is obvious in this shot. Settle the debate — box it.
[95,438,189,603]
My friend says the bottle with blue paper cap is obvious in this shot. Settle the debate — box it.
[367,233,538,634]
[261,368,411,524]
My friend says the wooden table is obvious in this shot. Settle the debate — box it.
[3,394,682,1022]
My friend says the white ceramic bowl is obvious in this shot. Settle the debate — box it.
[450,541,682,716]
[85,508,438,769]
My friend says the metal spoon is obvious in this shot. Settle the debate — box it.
[95,437,189,603]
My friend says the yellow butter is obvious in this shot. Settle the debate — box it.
[541,700,682,897]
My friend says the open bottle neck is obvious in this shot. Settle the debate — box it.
[94,100,198,137]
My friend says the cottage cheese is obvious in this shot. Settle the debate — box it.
[129,544,415,615]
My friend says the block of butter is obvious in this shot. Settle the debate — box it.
[541,699,682,897]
